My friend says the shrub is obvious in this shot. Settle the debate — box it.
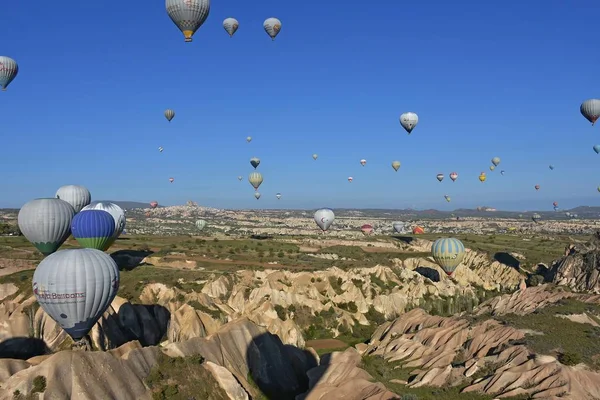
[559,352,582,366]
[32,376,46,393]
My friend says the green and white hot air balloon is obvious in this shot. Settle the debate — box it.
[249,172,263,190]
[165,0,210,42]
[196,219,207,231]
[18,198,75,255]
[164,109,175,122]
[431,237,465,276]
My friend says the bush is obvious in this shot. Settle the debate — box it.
[527,274,545,287]
[32,376,46,393]
[559,352,582,366]
[274,304,287,320]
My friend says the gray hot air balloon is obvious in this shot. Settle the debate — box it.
[246,136,252,142]
[237,176,243,181]
[165,0,210,42]
[0,56,18,91]
[581,99,600,126]
[81,202,126,250]
[249,172,263,190]
[159,146,164,152]
[254,192,261,200]
[391,161,401,171]
[532,213,541,223]
[276,193,282,199]
[18,198,75,256]
[223,18,239,37]
[32,248,119,341]
[263,18,282,40]
[399,112,418,134]
[196,219,207,231]
[164,109,175,122]
[491,157,501,166]
[250,157,261,169]
[55,185,91,213]
[312,154,318,160]
[392,221,406,234]
[314,208,335,232]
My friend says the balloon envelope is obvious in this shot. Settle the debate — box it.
[399,112,418,134]
[0,56,18,90]
[432,238,465,275]
[249,172,263,190]
[32,248,119,341]
[314,208,335,231]
[581,99,600,125]
[56,185,91,213]
[392,222,406,233]
[196,219,207,231]
[250,157,260,169]
[81,202,126,249]
[18,198,75,255]
[71,210,115,251]
[165,0,210,42]
[392,161,401,171]
[223,17,239,37]
[263,17,282,39]
[164,109,175,121]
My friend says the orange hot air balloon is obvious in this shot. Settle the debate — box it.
[412,226,425,234]
[535,185,540,191]
[360,224,374,235]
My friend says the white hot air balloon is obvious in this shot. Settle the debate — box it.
[165,0,210,42]
[254,192,261,200]
[400,112,419,134]
[581,99,600,125]
[249,172,263,190]
[55,185,91,213]
[81,202,126,248]
[223,17,239,37]
[392,221,406,234]
[32,248,119,341]
[18,198,75,256]
[0,56,19,91]
[263,17,282,40]
[314,208,335,231]
[360,159,367,166]
[196,219,207,230]
[276,193,282,199]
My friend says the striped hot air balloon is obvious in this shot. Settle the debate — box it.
[71,210,115,251]
[412,226,425,234]
[431,238,466,276]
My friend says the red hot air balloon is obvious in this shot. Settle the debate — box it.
[150,201,158,209]
[360,224,374,235]
[450,172,458,182]
[348,176,353,183]
[535,185,540,191]
[412,226,425,234]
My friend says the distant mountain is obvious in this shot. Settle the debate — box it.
[95,201,156,209]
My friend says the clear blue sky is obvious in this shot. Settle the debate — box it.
[1,0,599,211]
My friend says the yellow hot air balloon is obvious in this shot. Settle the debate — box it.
[479,172,486,182]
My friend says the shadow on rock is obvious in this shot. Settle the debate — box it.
[110,249,154,271]
[246,332,320,400]
[250,234,273,240]
[111,303,170,347]
[493,252,520,271]
[391,235,415,244]
[0,337,51,360]
[415,266,440,282]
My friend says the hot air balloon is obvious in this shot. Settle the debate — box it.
[489,165,495,171]
[196,219,207,231]
[247,136,252,142]
[444,195,451,202]
[412,226,425,234]
[314,208,335,231]
[237,176,243,181]
[392,161,401,171]
[164,109,175,122]
[549,165,554,170]
[501,170,505,175]
[159,147,164,152]
[392,222,406,234]
[360,159,367,166]
[581,99,600,125]
[254,192,261,200]
[32,248,119,341]
[150,201,159,208]
[436,174,444,182]
[348,176,353,183]
[479,173,486,182]
[450,172,458,182]
[276,193,282,199]
[18,199,75,256]
[594,145,600,154]
[553,201,558,208]
[532,213,541,223]
[169,177,174,183]
[598,186,600,193]
[535,185,540,191]
[71,210,115,251]
[166,0,210,42]
[81,202,126,249]
[223,17,239,37]
[250,157,260,169]
[0,56,18,91]
[399,112,418,134]
[263,18,281,40]
[55,185,91,213]
[249,172,263,190]
[431,238,465,276]
[313,154,318,160]
[491,157,501,166]
[360,224,374,235]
